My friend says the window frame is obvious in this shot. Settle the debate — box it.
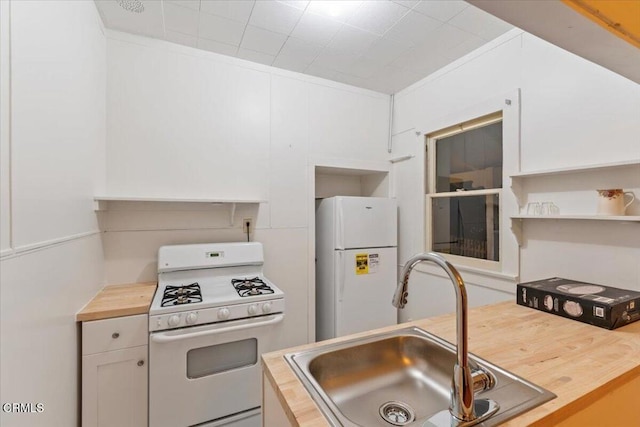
[416,88,522,284]
[425,112,504,272]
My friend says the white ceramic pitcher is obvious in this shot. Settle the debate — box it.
[597,189,635,216]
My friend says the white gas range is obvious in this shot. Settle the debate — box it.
[148,242,285,427]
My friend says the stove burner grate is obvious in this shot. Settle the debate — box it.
[161,282,203,307]
[232,277,274,297]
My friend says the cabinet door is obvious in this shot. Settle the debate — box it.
[82,345,148,427]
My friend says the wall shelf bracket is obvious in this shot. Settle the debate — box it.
[228,203,237,226]
[510,218,523,246]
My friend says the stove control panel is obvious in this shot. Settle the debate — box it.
[149,298,285,331]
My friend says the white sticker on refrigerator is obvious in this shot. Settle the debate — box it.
[368,253,379,273]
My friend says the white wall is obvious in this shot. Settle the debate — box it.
[103,31,391,348]
[392,29,640,321]
[0,1,106,426]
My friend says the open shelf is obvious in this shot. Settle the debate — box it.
[94,196,265,204]
[511,215,640,222]
[510,159,640,178]
[93,196,266,225]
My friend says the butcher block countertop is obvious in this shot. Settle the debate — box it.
[262,301,640,427]
[76,282,157,322]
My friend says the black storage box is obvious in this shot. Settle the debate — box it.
[516,277,640,330]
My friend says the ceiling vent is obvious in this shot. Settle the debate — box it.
[117,0,144,13]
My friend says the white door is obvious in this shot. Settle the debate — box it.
[82,346,148,427]
[335,197,397,249]
[335,247,398,337]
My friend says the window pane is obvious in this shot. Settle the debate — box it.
[432,194,499,261]
[186,338,257,379]
[435,122,502,193]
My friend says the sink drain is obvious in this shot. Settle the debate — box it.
[379,401,416,426]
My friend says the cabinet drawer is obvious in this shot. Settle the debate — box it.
[82,314,148,355]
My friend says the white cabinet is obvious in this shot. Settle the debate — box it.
[81,314,148,427]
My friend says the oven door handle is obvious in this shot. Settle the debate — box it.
[150,314,284,344]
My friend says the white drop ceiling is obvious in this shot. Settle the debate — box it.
[469,0,640,85]
[94,0,514,94]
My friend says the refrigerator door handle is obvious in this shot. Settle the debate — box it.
[337,251,345,302]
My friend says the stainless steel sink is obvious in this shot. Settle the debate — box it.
[285,327,555,427]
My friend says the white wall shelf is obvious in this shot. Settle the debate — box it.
[509,160,640,244]
[512,215,640,222]
[510,159,640,178]
[93,196,265,226]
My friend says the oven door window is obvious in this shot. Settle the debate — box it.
[186,338,257,379]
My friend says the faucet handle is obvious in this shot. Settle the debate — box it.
[471,367,496,393]
[392,285,408,308]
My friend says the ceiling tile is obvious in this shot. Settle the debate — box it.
[197,38,238,56]
[279,37,322,63]
[373,65,424,92]
[272,54,310,72]
[384,10,442,46]
[410,23,477,58]
[385,11,443,46]
[390,45,450,75]
[364,73,398,94]
[442,35,487,60]
[327,25,380,53]
[95,0,165,39]
[363,37,412,66]
[249,1,304,35]
[198,12,246,46]
[290,12,343,46]
[330,71,370,88]
[346,56,385,79]
[305,63,339,81]
[348,1,410,36]
[276,1,309,11]
[312,50,358,75]
[305,1,363,25]
[237,48,276,66]
[165,30,198,47]
[448,5,513,40]
[393,1,419,9]
[164,0,201,12]
[240,25,288,56]
[164,2,199,36]
[199,0,254,24]
[412,0,468,22]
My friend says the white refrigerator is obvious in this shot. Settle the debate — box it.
[315,196,398,341]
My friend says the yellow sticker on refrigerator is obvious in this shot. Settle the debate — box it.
[356,253,379,275]
[356,253,369,275]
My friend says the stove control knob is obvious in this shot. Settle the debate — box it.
[185,312,198,325]
[167,315,180,327]
[262,302,272,314]
[248,304,259,316]
[218,308,230,320]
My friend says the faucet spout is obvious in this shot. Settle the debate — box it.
[393,252,477,423]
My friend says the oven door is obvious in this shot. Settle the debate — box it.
[149,314,284,427]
